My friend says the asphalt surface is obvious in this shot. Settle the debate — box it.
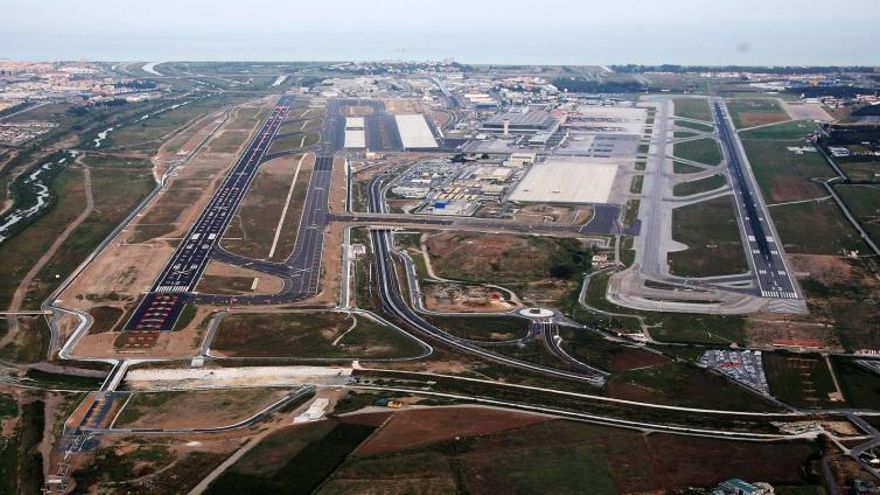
[125,96,294,330]
[367,175,607,386]
[712,99,800,301]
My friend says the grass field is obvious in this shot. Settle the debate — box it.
[105,95,247,151]
[726,98,789,128]
[668,196,748,277]
[0,316,49,364]
[208,419,376,495]
[425,232,590,287]
[672,173,726,196]
[114,389,284,429]
[739,120,816,140]
[674,119,714,132]
[423,314,530,342]
[673,98,712,121]
[764,353,840,409]
[649,313,747,345]
[606,361,777,412]
[621,199,640,227]
[673,161,705,174]
[0,400,45,494]
[629,175,644,194]
[835,184,880,243]
[0,168,85,309]
[557,329,663,371]
[24,166,155,306]
[836,159,880,183]
[673,138,722,165]
[211,311,425,359]
[741,139,833,203]
[322,417,820,494]
[771,199,865,254]
[220,155,303,259]
[833,358,880,410]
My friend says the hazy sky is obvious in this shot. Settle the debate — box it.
[2,0,877,65]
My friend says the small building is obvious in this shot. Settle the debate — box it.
[506,152,536,167]
[713,478,774,495]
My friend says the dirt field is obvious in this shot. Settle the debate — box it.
[745,315,840,350]
[339,105,374,117]
[424,231,588,286]
[196,261,284,296]
[726,98,790,128]
[510,203,594,224]
[354,406,548,456]
[113,388,287,429]
[210,311,425,359]
[327,415,821,494]
[609,349,668,372]
[383,99,422,115]
[423,283,519,313]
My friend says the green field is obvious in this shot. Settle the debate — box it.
[672,173,726,196]
[0,168,85,309]
[741,139,834,203]
[673,138,722,165]
[220,155,304,259]
[770,199,865,254]
[764,353,840,409]
[835,184,880,243]
[208,420,376,495]
[649,313,746,345]
[629,175,644,194]
[321,418,819,494]
[674,119,714,132]
[102,95,249,151]
[726,98,789,129]
[211,311,425,359]
[425,232,591,287]
[0,400,45,494]
[672,160,705,174]
[833,358,880,410]
[836,159,880,183]
[607,361,776,412]
[739,120,816,140]
[668,196,748,277]
[0,317,50,364]
[423,314,530,342]
[673,98,712,121]
[24,166,155,306]
[621,199,640,227]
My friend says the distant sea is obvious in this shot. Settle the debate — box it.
[3,24,877,66]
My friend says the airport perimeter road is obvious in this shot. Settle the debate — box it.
[712,99,803,306]
[125,96,294,330]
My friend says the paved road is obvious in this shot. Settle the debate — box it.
[712,99,801,302]
[366,173,607,386]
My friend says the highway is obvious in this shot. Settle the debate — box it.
[712,99,801,303]
[125,97,293,330]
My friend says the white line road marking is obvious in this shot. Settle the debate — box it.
[267,153,309,259]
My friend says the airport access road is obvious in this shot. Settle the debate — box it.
[712,99,802,305]
[366,172,607,386]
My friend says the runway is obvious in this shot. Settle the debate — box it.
[125,96,294,330]
[712,99,801,302]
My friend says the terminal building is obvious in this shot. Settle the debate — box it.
[480,111,560,136]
